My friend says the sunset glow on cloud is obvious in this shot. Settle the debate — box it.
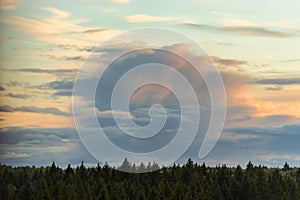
[0,0,300,167]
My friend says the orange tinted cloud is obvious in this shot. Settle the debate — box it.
[0,0,19,10]
[1,7,120,47]
[0,112,74,128]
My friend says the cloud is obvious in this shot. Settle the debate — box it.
[5,80,29,87]
[0,152,31,159]
[258,153,300,163]
[51,28,108,36]
[4,93,31,99]
[40,80,74,90]
[46,55,85,61]
[0,86,5,91]
[0,105,14,112]
[125,14,174,23]
[280,59,300,63]
[82,28,107,34]
[96,109,135,120]
[13,68,77,76]
[55,44,94,52]
[254,77,300,85]
[0,127,97,166]
[224,124,300,137]
[53,91,73,96]
[183,23,295,38]
[0,7,120,48]
[0,105,70,116]
[211,56,248,67]
[0,0,20,10]
[264,85,283,91]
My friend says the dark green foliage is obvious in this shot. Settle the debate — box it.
[0,160,299,200]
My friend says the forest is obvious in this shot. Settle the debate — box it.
[1,159,300,200]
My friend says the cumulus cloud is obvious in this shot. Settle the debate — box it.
[0,105,70,116]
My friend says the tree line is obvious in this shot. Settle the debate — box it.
[1,159,300,200]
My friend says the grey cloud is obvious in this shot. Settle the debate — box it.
[64,56,84,61]
[0,105,14,112]
[51,28,108,36]
[183,23,295,38]
[280,59,300,63]
[56,44,94,52]
[254,77,300,85]
[224,124,300,136]
[47,55,85,61]
[5,81,30,87]
[0,127,97,167]
[15,68,77,75]
[211,56,248,67]
[264,85,283,91]
[82,28,107,34]
[0,105,70,116]
[0,86,5,91]
[53,91,73,96]
[216,42,235,46]
[228,115,252,123]
[41,80,74,90]
[4,93,31,99]
[178,123,300,167]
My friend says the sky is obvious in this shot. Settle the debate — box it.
[0,0,300,168]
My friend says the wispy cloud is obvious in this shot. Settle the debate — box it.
[254,77,300,85]
[279,59,300,63]
[0,105,70,116]
[46,55,85,61]
[125,14,174,23]
[0,0,20,10]
[53,91,73,97]
[3,93,31,99]
[39,80,74,90]
[0,7,120,47]
[211,56,248,67]
[183,23,295,38]
[264,86,283,91]
[5,68,77,78]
